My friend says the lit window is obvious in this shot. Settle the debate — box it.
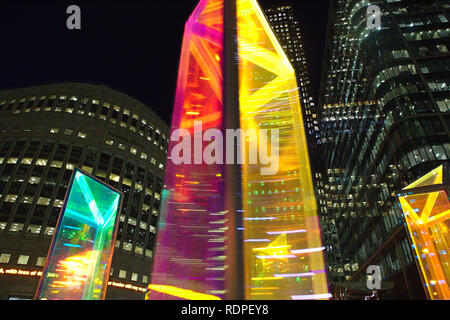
[151,158,156,165]
[50,128,59,134]
[159,163,164,170]
[9,223,23,232]
[0,253,11,264]
[119,270,127,279]
[106,140,114,146]
[17,255,30,265]
[36,257,46,267]
[27,225,41,234]
[44,227,55,236]
[36,159,47,166]
[130,147,137,155]
[64,129,73,135]
[141,152,148,160]
[131,272,139,282]
[4,195,18,202]
[142,275,149,284]
[78,132,86,139]
[110,174,120,182]
[37,198,51,206]
[51,161,63,168]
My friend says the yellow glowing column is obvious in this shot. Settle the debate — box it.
[236,0,329,300]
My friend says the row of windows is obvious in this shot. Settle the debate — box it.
[0,253,46,267]
[111,267,148,284]
[0,95,169,150]
[0,252,149,285]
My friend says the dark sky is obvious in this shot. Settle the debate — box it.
[0,0,330,126]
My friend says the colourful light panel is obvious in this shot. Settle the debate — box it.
[398,166,450,300]
[35,169,123,300]
[149,0,226,300]
[236,0,329,300]
[149,0,329,300]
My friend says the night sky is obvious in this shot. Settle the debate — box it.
[0,0,330,125]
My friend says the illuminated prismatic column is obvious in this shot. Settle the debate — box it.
[236,0,329,300]
[148,0,329,300]
[397,165,450,300]
[148,0,228,300]
[35,169,123,300]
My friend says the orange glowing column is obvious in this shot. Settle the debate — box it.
[398,165,450,300]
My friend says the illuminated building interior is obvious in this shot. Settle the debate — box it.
[398,165,450,300]
[148,0,329,300]
[35,169,122,300]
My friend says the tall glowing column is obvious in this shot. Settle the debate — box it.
[148,0,330,300]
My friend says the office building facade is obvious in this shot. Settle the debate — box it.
[0,83,169,299]
[319,0,450,299]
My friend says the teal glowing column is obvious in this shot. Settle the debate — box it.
[35,169,123,300]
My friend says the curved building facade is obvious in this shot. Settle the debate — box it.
[0,83,169,299]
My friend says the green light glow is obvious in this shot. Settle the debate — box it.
[35,169,123,300]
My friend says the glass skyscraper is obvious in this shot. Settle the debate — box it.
[319,0,450,299]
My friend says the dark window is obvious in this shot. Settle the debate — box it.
[46,167,60,184]
[24,141,40,158]
[56,187,67,200]
[124,162,135,179]
[9,181,21,195]
[14,203,30,223]
[16,164,29,178]
[40,184,54,198]
[30,205,47,225]
[1,164,15,178]
[11,140,26,157]
[125,225,135,243]
[83,149,97,167]
[0,202,13,222]
[90,103,98,114]
[54,144,69,161]
[39,142,54,159]
[146,172,154,189]
[24,183,38,196]
[61,170,72,186]
[47,207,61,227]
[112,157,123,175]
[31,165,45,178]
[98,153,110,171]
[69,147,83,164]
